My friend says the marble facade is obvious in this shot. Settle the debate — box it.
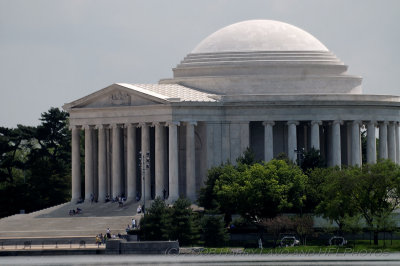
[63,20,400,203]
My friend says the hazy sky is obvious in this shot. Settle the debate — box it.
[1,0,399,128]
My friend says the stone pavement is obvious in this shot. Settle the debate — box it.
[0,200,144,238]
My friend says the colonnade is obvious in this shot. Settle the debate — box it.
[261,120,400,166]
[70,121,197,203]
[71,119,400,203]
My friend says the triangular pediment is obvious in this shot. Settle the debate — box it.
[63,84,169,110]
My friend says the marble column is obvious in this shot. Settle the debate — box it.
[287,121,298,162]
[240,122,250,154]
[112,124,122,198]
[97,125,107,202]
[71,125,81,202]
[263,121,275,162]
[154,122,166,199]
[367,121,377,164]
[351,121,361,166]
[388,122,396,162]
[332,120,342,167]
[141,123,151,201]
[186,121,197,202]
[84,125,94,201]
[379,121,388,159]
[126,123,137,201]
[396,122,400,164]
[311,120,322,150]
[168,121,180,202]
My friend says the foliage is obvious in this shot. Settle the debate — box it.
[262,215,294,246]
[139,197,199,245]
[233,160,307,222]
[292,215,314,245]
[303,167,330,213]
[236,147,257,166]
[0,107,71,217]
[349,160,400,245]
[201,213,229,247]
[300,148,325,173]
[140,197,170,241]
[311,160,400,245]
[315,166,357,232]
[199,158,307,226]
[168,197,199,246]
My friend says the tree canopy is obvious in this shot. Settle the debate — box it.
[0,107,71,217]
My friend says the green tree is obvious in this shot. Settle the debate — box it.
[303,167,330,213]
[198,163,240,224]
[0,107,71,217]
[293,215,314,245]
[140,197,170,241]
[168,197,199,246]
[236,147,257,165]
[215,160,307,223]
[342,214,363,248]
[198,164,228,210]
[201,213,228,247]
[349,160,400,245]
[300,148,325,173]
[24,107,71,210]
[315,166,357,234]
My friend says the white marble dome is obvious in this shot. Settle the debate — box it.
[161,20,362,95]
[192,20,328,53]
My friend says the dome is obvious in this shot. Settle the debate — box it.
[160,20,362,95]
[192,20,328,53]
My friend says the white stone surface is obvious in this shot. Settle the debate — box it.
[97,125,107,202]
[63,20,400,205]
[71,126,81,202]
[367,121,377,164]
[192,20,328,53]
[126,124,136,201]
[84,125,94,201]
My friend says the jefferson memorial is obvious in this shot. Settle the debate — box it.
[63,20,400,204]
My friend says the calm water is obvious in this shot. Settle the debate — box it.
[1,254,400,266]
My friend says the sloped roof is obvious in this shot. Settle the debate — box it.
[118,83,218,102]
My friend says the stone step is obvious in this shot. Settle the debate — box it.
[0,201,145,238]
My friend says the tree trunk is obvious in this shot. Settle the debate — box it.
[373,231,379,245]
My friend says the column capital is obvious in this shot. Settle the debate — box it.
[185,121,197,126]
[151,121,166,127]
[110,123,123,129]
[124,123,137,129]
[367,120,377,126]
[311,120,322,126]
[287,120,299,126]
[352,120,362,126]
[69,125,82,130]
[138,122,150,127]
[166,121,180,127]
[95,124,109,130]
[332,120,343,125]
[262,121,275,126]
[83,125,95,130]
[380,121,389,125]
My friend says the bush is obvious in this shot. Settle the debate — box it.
[201,214,229,247]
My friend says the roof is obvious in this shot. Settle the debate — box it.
[118,83,218,102]
[192,20,328,54]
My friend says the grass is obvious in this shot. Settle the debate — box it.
[198,240,400,254]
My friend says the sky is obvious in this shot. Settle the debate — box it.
[0,0,399,128]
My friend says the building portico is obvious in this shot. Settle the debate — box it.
[64,20,400,204]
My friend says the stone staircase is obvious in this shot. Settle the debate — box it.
[0,200,145,238]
